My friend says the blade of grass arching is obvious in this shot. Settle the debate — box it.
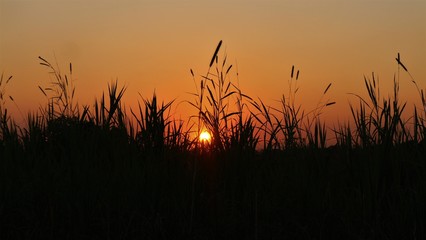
[206,86,217,109]
[185,100,201,112]
[260,100,272,125]
[348,93,371,108]
[201,75,216,89]
[249,111,262,125]
[220,91,237,101]
[157,100,175,119]
[206,96,213,108]
[224,82,231,95]
[221,111,240,121]
[219,104,228,118]
[240,93,254,101]
[396,54,426,122]
[249,99,263,113]
[185,92,199,98]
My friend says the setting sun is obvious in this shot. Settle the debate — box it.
[199,131,211,143]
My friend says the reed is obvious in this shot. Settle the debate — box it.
[38,56,78,119]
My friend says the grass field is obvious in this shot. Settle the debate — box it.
[0,42,425,239]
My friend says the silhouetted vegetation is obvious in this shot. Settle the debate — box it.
[0,42,425,239]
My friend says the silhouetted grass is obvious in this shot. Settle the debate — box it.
[0,44,424,239]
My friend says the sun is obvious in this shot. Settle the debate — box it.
[199,130,212,143]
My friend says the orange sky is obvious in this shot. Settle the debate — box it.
[1,0,425,127]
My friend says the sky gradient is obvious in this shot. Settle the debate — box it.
[1,0,425,126]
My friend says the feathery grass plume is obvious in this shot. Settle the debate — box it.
[38,56,78,119]
[209,40,222,68]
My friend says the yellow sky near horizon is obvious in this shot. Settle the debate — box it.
[1,0,425,127]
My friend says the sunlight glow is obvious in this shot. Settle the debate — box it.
[199,131,211,143]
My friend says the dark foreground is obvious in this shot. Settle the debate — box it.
[0,123,425,240]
